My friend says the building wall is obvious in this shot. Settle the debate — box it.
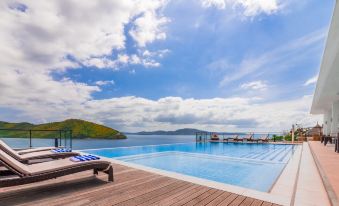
[331,101,339,136]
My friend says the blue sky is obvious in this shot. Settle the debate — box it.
[0,0,335,132]
[64,0,332,101]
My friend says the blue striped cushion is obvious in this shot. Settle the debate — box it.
[70,155,100,162]
[52,148,72,153]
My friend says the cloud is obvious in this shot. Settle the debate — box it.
[240,81,267,91]
[304,75,318,86]
[0,0,169,124]
[129,0,170,47]
[95,80,115,86]
[0,0,169,72]
[0,91,322,132]
[201,0,226,9]
[218,28,326,87]
[200,0,280,16]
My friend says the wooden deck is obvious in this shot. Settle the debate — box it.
[0,163,279,206]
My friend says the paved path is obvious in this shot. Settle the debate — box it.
[309,141,339,206]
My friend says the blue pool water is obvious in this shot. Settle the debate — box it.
[82,142,297,192]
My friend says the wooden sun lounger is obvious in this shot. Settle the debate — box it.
[234,136,244,142]
[244,134,254,142]
[16,146,62,155]
[0,149,113,188]
[224,135,238,142]
[258,135,269,143]
[0,140,79,164]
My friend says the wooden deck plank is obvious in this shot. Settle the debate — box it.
[192,189,224,206]
[205,191,232,206]
[250,199,264,206]
[170,187,211,206]
[138,182,194,206]
[218,193,239,206]
[0,163,277,206]
[228,195,246,206]
[148,184,201,206]
[113,181,187,206]
[261,202,273,206]
[183,188,219,206]
[239,197,255,206]
[153,185,206,206]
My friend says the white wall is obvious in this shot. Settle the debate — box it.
[324,110,331,135]
[331,101,339,136]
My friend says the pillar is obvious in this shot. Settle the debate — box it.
[331,101,339,136]
[324,110,332,135]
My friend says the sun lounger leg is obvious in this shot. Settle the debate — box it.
[93,169,98,175]
[108,165,114,182]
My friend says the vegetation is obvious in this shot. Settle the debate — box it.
[0,119,126,139]
[272,134,284,141]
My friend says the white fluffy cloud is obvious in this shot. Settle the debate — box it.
[200,0,280,16]
[95,80,115,86]
[304,75,318,86]
[241,81,267,91]
[129,1,170,47]
[0,90,322,132]
[0,0,169,123]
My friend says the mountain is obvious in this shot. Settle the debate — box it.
[133,128,208,135]
[0,119,126,139]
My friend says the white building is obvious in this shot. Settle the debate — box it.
[311,2,339,136]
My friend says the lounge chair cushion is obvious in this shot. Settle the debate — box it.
[18,147,57,155]
[27,158,109,175]
[51,148,72,153]
[0,150,30,175]
[70,155,100,162]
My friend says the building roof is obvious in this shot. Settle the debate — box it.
[311,2,339,114]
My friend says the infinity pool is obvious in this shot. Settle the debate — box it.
[82,142,297,192]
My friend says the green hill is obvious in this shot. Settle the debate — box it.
[0,119,126,139]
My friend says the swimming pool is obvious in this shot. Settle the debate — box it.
[82,142,297,192]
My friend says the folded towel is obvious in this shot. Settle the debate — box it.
[52,148,72,153]
[70,154,100,162]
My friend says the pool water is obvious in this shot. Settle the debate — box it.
[82,142,297,192]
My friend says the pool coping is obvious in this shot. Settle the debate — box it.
[81,144,303,206]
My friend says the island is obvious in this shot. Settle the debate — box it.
[0,119,126,139]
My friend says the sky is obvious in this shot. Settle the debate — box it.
[0,0,335,132]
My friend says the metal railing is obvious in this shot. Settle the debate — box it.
[0,128,73,149]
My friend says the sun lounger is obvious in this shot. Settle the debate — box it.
[210,134,220,141]
[258,135,269,143]
[0,140,79,164]
[16,146,63,155]
[224,135,238,142]
[244,133,254,142]
[0,150,113,187]
[234,135,244,142]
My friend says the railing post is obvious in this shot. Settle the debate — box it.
[64,131,67,148]
[70,130,73,149]
[59,130,62,147]
[54,138,58,148]
[29,130,32,148]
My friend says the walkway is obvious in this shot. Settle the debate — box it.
[309,141,339,206]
